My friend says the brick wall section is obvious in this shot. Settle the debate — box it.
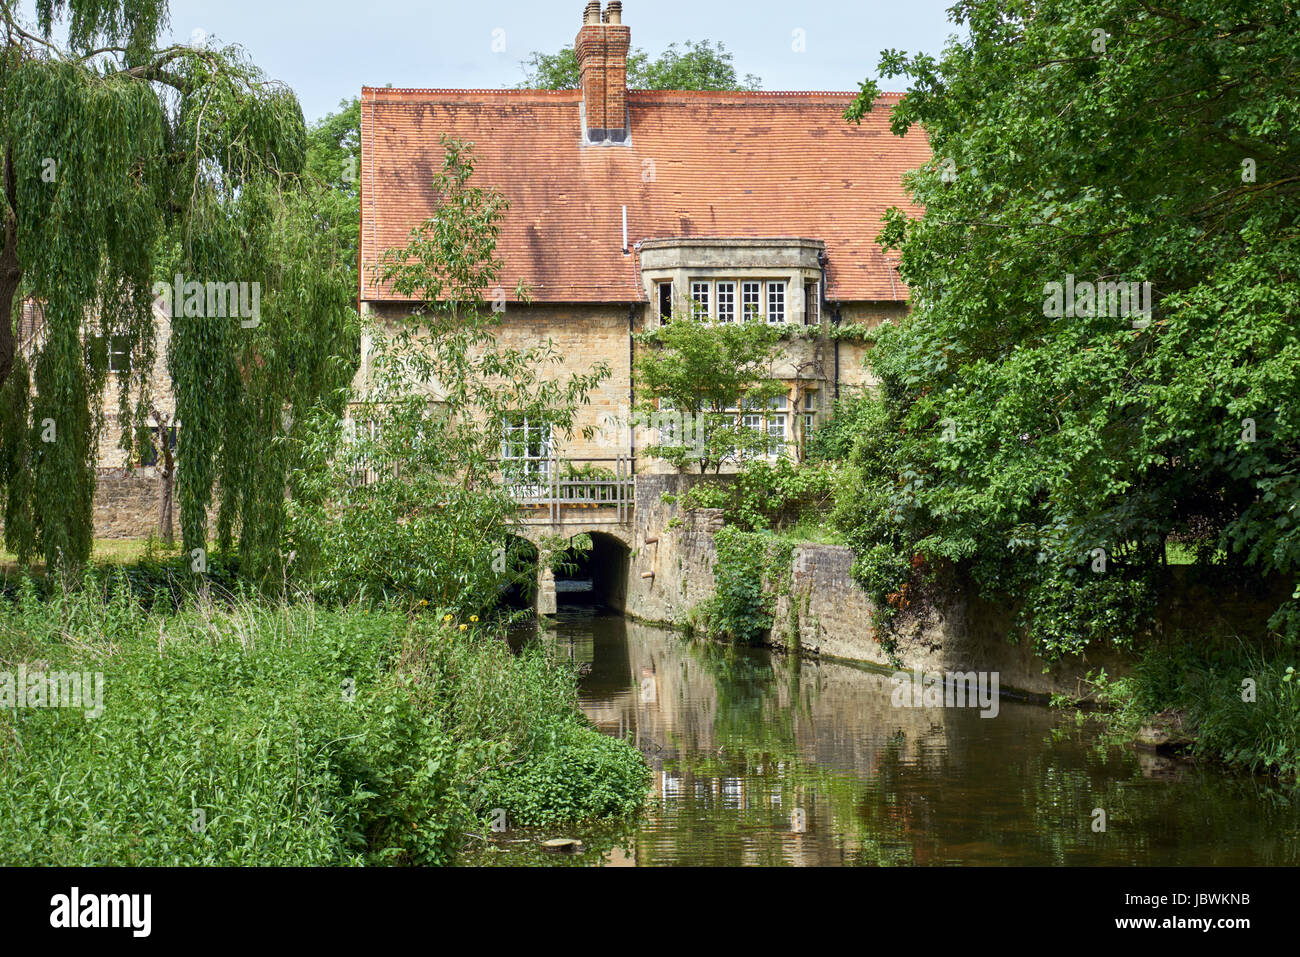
[576,23,608,132]
[0,468,199,542]
[602,24,630,135]
[91,468,174,539]
[366,302,634,464]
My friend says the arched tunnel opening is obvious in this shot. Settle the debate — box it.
[553,532,630,613]
[499,535,540,611]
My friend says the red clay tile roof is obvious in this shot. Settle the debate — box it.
[360,87,929,304]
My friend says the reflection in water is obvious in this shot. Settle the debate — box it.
[522,610,1300,866]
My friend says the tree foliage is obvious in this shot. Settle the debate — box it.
[633,317,784,474]
[0,2,357,579]
[288,137,609,611]
[837,0,1300,657]
[520,38,760,91]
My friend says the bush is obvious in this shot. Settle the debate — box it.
[1089,641,1300,783]
[0,581,648,865]
[682,458,837,533]
[692,527,792,644]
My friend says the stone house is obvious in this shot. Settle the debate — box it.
[3,299,179,542]
[358,0,930,476]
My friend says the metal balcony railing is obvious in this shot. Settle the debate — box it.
[503,454,635,524]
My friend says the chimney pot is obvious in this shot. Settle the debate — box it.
[583,1,601,25]
[605,1,622,23]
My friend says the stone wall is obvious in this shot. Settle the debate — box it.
[92,468,175,539]
[625,473,727,625]
[623,476,1133,699]
[768,543,1140,699]
[0,468,218,543]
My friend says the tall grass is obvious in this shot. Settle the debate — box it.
[0,575,648,865]
[1089,638,1300,783]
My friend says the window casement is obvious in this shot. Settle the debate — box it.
[657,280,673,325]
[655,397,679,444]
[715,281,736,323]
[91,335,131,374]
[501,414,553,478]
[741,281,762,321]
[766,395,788,454]
[804,281,821,326]
[108,336,131,373]
[139,425,177,467]
[690,281,711,321]
[767,281,786,324]
[735,392,790,457]
[801,389,818,439]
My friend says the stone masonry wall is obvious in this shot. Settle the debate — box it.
[624,476,1135,698]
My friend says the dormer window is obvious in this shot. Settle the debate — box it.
[742,281,761,320]
[767,282,786,324]
[690,281,711,320]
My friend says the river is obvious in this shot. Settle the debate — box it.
[485,608,1300,866]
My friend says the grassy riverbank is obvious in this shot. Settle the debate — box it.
[0,574,649,865]
[1078,641,1300,784]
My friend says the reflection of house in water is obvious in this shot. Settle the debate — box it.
[565,615,978,865]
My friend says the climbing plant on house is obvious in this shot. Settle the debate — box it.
[287,136,609,611]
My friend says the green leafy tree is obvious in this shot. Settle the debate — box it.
[520,39,759,91]
[288,137,609,611]
[0,1,356,579]
[838,0,1300,657]
[304,97,360,269]
[633,315,784,474]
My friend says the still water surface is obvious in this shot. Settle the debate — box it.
[488,608,1300,866]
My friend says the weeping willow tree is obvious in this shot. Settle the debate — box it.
[0,1,357,579]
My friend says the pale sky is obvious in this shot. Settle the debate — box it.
[147,0,962,123]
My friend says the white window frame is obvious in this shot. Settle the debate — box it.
[501,414,553,479]
[767,281,786,324]
[691,281,711,321]
[715,281,736,323]
[801,389,818,439]
[741,281,762,321]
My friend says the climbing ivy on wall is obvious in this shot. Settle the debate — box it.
[694,526,794,645]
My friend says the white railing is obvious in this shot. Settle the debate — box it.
[503,454,635,524]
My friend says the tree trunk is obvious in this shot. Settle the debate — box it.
[153,409,175,545]
[0,147,22,393]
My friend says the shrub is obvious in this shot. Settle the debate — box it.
[0,581,648,865]
[692,527,793,644]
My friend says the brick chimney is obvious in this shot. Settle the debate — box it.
[576,2,630,143]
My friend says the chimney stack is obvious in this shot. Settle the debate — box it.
[576,2,630,143]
